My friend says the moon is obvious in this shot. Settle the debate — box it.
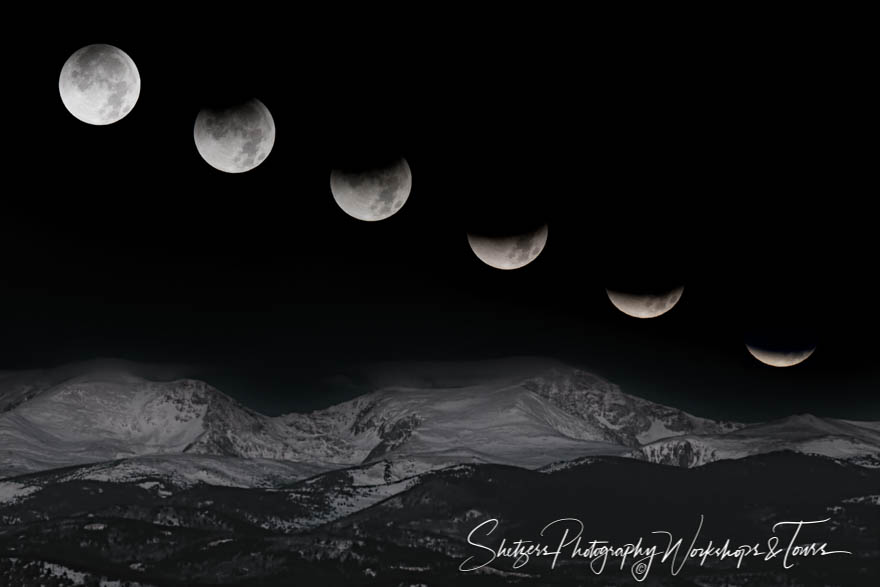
[330,158,412,221]
[606,286,684,319]
[746,345,815,368]
[467,225,549,270]
[59,44,140,125]
[193,100,275,173]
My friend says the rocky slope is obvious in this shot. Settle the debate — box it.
[635,414,880,467]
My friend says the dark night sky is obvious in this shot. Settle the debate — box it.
[1,12,875,421]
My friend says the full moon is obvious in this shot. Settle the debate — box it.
[467,225,549,270]
[193,100,275,173]
[746,345,815,368]
[606,287,684,319]
[59,44,140,125]
[330,158,412,221]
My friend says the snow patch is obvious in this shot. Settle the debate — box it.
[0,481,40,504]
[843,494,880,506]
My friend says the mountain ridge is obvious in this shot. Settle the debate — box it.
[1,358,878,479]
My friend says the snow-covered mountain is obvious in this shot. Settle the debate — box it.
[0,363,375,478]
[1,358,878,479]
[518,366,743,446]
[635,414,880,467]
[0,358,629,476]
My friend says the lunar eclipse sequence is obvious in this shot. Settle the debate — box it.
[58,43,815,370]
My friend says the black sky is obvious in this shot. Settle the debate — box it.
[1,12,875,420]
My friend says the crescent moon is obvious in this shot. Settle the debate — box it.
[606,287,684,319]
[330,158,412,221]
[746,345,815,368]
[467,225,548,270]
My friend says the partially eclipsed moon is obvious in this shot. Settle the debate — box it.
[606,287,684,319]
[59,44,140,125]
[746,345,815,367]
[330,158,412,221]
[467,225,549,270]
[193,99,275,173]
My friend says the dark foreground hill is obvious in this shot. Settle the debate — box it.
[1,451,877,585]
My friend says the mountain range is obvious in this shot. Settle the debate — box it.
[2,357,878,481]
[2,358,879,584]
